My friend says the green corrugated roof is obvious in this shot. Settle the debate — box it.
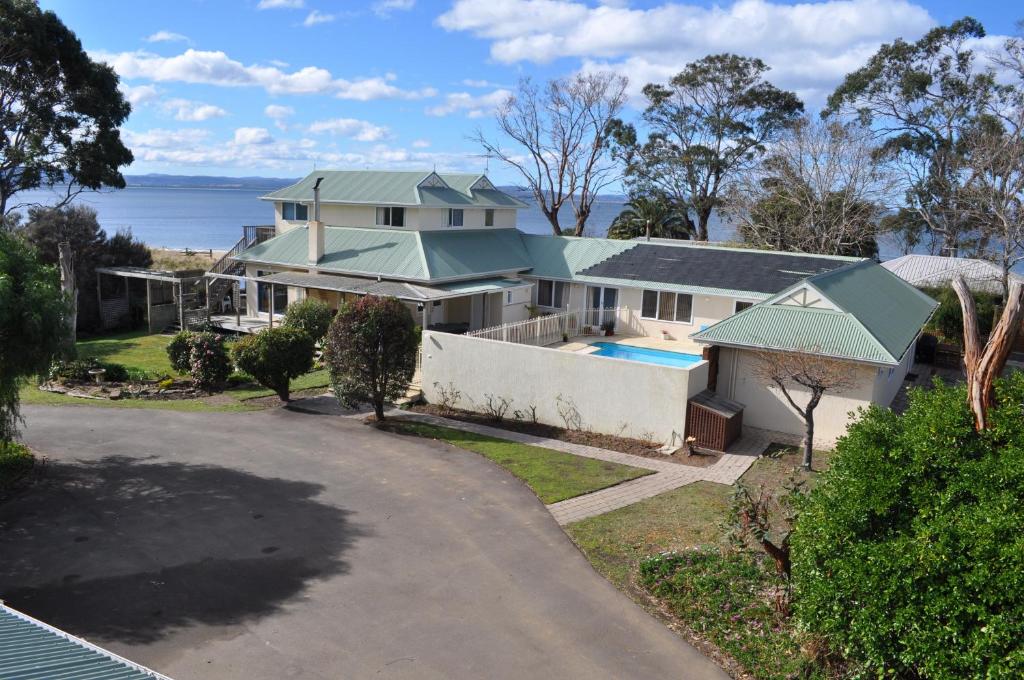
[520,234,638,279]
[807,260,938,363]
[692,261,938,364]
[261,171,528,208]
[438,277,531,295]
[0,604,168,679]
[235,226,427,279]
[235,227,532,282]
[419,229,532,280]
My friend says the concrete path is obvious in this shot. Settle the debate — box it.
[4,405,729,680]
[368,409,771,525]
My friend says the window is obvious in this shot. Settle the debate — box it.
[375,206,405,227]
[281,202,308,221]
[536,279,566,308]
[256,271,289,314]
[448,208,464,227]
[484,209,495,227]
[641,290,693,323]
[734,300,754,314]
[506,290,512,304]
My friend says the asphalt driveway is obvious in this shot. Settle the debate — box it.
[2,404,727,680]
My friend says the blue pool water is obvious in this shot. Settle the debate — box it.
[589,342,702,368]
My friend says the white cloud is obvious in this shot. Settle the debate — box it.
[426,89,510,117]
[264,104,294,130]
[373,0,415,17]
[411,139,431,148]
[308,118,390,142]
[437,0,939,106]
[122,128,211,149]
[303,10,335,26]
[94,48,437,100]
[461,78,504,88]
[257,0,304,9]
[145,30,190,43]
[119,83,160,106]
[161,98,228,121]
[234,127,274,145]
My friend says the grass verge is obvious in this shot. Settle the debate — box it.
[565,445,833,680]
[382,420,651,504]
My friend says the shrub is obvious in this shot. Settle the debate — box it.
[0,441,34,489]
[922,285,999,343]
[323,295,418,420]
[186,332,231,391]
[791,373,1024,678]
[46,359,130,383]
[283,298,335,343]
[167,330,194,373]
[231,326,314,401]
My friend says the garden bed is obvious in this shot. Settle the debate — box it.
[39,378,208,401]
[409,403,721,467]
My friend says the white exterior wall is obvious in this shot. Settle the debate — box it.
[871,339,916,406]
[272,202,517,232]
[501,285,532,324]
[716,347,879,445]
[421,330,709,443]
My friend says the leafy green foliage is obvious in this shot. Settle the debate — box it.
[18,205,151,331]
[612,53,803,240]
[46,359,130,383]
[0,0,132,214]
[640,550,811,679]
[791,374,1024,678]
[606,194,693,240]
[0,231,68,441]
[167,330,194,374]
[922,285,999,342]
[231,326,314,401]
[0,440,34,490]
[283,298,335,343]
[323,295,418,419]
[165,330,230,391]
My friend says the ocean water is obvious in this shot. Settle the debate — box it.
[11,185,690,250]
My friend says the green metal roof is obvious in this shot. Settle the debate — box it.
[520,234,638,280]
[0,603,169,679]
[692,261,938,365]
[261,171,528,208]
[235,227,532,283]
[438,277,531,295]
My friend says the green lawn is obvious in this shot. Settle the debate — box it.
[25,330,330,411]
[385,421,651,504]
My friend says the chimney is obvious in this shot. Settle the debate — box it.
[308,177,325,265]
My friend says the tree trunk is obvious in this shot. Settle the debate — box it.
[543,206,561,236]
[373,398,385,421]
[803,412,814,471]
[954,276,1024,430]
[58,242,77,351]
[696,207,712,242]
[760,537,791,579]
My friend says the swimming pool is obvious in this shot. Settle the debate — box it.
[588,342,702,368]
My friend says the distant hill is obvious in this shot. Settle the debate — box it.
[124,174,298,191]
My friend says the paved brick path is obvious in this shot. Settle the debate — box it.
[381,409,786,525]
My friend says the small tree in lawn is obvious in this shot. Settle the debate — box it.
[232,327,314,402]
[752,348,857,470]
[324,295,418,421]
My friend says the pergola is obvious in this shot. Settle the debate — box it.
[95,266,206,332]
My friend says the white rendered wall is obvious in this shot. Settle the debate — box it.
[273,202,517,232]
[421,330,709,442]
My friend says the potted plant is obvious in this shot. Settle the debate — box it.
[601,320,616,337]
[561,332,569,343]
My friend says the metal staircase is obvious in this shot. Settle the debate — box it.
[206,225,275,313]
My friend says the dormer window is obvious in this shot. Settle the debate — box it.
[376,206,405,227]
[448,208,464,227]
[282,202,308,221]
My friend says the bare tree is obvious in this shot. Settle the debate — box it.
[954,276,1024,431]
[728,473,805,587]
[474,72,627,236]
[727,117,897,256]
[751,348,858,470]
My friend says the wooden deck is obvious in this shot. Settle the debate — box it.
[208,314,269,334]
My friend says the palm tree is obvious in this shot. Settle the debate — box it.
[606,195,694,240]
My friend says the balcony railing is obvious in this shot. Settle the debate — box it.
[466,307,646,347]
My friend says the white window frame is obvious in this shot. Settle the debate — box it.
[281,202,308,221]
[448,208,464,227]
[536,279,567,308]
[733,299,756,314]
[640,289,694,324]
[375,206,405,227]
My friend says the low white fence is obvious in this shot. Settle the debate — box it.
[421,330,708,443]
[468,307,647,346]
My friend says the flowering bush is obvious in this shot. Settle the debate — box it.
[231,327,314,401]
[283,298,335,343]
[185,332,231,391]
[166,330,194,373]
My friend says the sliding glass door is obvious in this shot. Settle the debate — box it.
[587,286,618,326]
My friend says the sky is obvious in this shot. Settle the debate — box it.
[39,0,1022,184]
